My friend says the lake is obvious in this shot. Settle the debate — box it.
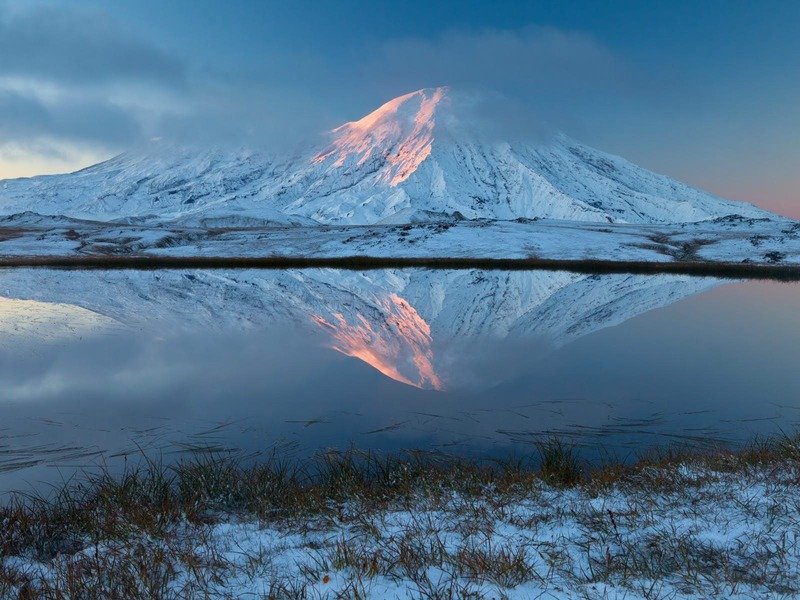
[1,268,799,493]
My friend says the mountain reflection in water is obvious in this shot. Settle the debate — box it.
[314,293,442,390]
[2,270,800,492]
[0,269,720,389]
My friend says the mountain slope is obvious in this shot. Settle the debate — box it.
[273,88,774,224]
[0,87,777,225]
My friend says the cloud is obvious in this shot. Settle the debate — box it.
[0,4,186,87]
[0,4,630,175]
[370,26,624,97]
[329,26,631,141]
[0,85,147,175]
[0,3,334,163]
[0,3,191,172]
[0,90,141,145]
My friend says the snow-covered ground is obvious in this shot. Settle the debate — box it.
[1,214,799,265]
[197,468,800,598]
[3,462,798,598]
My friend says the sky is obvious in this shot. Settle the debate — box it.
[0,0,797,216]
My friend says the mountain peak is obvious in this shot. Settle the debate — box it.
[339,87,449,132]
[313,87,450,185]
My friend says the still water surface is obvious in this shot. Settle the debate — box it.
[1,268,799,492]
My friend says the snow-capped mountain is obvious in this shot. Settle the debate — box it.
[0,268,721,389]
[0,87,775,225]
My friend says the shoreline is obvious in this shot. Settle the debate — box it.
[2,435,799,598]
[2,254,800,280]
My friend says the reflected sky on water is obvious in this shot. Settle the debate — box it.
[1,269,799,493]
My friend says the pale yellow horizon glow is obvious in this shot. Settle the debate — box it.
[0,142,113,180]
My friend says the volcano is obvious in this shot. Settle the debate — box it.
[0,87,775,225]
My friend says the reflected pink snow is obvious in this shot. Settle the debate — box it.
[313,293,442,390]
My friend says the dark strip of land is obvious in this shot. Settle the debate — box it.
[1,254,799,280]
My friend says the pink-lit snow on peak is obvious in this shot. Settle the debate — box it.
[312,87,449,185]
